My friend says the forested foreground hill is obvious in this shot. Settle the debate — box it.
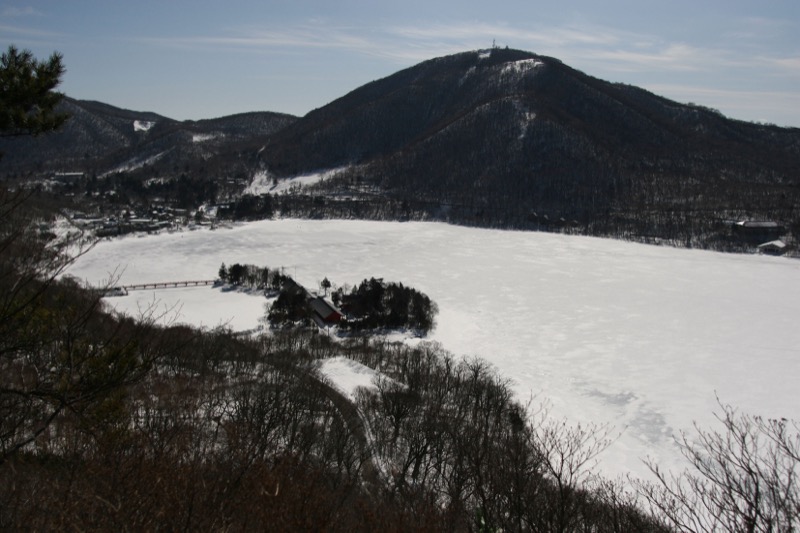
[3,284,798,531]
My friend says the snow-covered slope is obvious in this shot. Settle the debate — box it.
[318,356,384,401]
[244,167,346,195]
[66,219,800,482]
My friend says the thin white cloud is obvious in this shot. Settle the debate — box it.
[138,19,800,89]
[141,25,373,53]
[1,6,43,17]
[581,43,725,72]
[646,83,800,124]
[0,23,65,42]
[140,20,626,61]
[388,22,622,48]
[146,22,626,75]
[583,43,800,78]
[764,55,800,73]
[725,16,794,40]
[648,83,799,102]
[380,21,752,75]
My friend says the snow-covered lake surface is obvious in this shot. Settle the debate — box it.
[67,219,800,482]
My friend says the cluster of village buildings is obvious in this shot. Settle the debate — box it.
[68,206,189,237]
[731,220,789,255]
[48,172,795,256]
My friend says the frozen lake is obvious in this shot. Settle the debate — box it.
[67,219,800,482]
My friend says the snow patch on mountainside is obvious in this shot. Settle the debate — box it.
[511,100,537,139]
[245,167,347,195]
[103,149,172,176]
[518,111,537,140]
[133,120,155,132]
[459,65,477,86]
[192,132,223,143]
[502,58,544,76]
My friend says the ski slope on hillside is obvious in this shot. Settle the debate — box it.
[67,219,800,481]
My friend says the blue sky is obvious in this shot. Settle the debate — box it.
[3,1,799,126]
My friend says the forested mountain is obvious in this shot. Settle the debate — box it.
[255,48,800,244]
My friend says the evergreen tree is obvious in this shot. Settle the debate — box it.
[320,277,331,296]
[0,49,170,465]
[228,263,245,285]
[0,45,68,140]
[259,266,270,290]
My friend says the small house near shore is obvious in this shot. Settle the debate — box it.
[309,297,343,327]
[733,220,785,244]
[757,239,787,256]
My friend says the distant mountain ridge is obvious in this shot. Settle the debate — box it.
[0,97,296,175]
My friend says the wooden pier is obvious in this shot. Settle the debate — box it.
[121,279,216,291]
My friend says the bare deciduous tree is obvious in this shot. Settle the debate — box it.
[637,401,800,532]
